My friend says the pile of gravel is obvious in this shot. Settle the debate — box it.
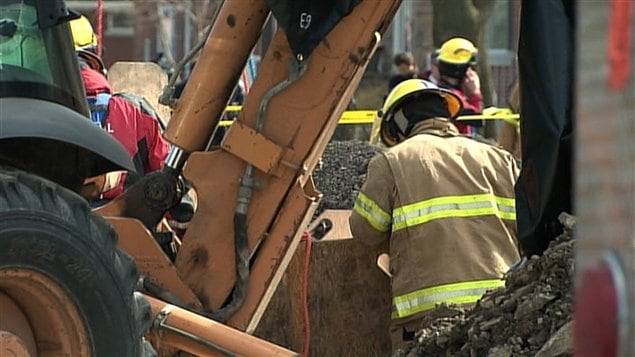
[401,215,575,357]
[313,140,383,217]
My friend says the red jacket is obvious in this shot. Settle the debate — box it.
[439,83,483,136]
[81,67,170,198]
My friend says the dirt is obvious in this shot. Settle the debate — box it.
[400,217,575,357]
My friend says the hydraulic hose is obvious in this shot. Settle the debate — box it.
[210,213,250,322]
[209,60,306,321]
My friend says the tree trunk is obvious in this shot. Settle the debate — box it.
[431,0,497,138]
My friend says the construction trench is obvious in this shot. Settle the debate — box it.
[253,140,574,357]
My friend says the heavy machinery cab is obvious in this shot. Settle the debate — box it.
[0,0,87,112]
[0,0,133,192]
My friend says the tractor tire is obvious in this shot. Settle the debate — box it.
[0,166,155,356]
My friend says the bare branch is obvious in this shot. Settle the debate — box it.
[473,0,497,25]
[156,3,176,66]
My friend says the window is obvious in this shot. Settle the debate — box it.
[485,0,515,66]
[106,11,134,36]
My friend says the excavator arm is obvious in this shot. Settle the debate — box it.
[172,0,401,330]
[99,0,402,354]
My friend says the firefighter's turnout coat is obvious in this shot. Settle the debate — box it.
[350,118,520,326]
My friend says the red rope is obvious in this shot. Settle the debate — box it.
[96,0,104,57]
[301,232,313,357]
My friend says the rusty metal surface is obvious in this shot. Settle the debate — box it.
[106,217,201,309]
[0,292,37,356]
[221,120,287,175]
[0,331,31,357]
[0,269,91,356]
[145,295,298,356]
[164,0,270,152]
[175,0,401,324]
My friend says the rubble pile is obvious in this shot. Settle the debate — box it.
[402,222,575,357]
[313,140,382,217]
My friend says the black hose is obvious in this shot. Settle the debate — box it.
[209,213,250,322]
[208,59,306,322]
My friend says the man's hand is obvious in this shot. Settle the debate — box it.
[461,67,481,97]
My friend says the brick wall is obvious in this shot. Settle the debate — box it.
[575,3,635,352]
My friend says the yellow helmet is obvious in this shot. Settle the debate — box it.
[378,79,462,147]
[437,37,478,65]
[69,15,97,51]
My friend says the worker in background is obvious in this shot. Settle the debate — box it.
[70,15,170,202]
[420,49,441,85]
[436,37,484,136]
[387,52,422,91]
[349,79,521,354]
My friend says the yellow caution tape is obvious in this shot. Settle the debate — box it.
[218,107,519,127]
[340,110,377,124]
[458,107,519,126]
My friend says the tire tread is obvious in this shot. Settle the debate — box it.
[0,166,154,356]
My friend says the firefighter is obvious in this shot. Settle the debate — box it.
[70,15,170,202]
[436,37,483,135]
[349,79,521,353]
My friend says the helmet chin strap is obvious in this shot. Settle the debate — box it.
[77,50,106,75]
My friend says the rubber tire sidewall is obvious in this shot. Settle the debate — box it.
[0,168,149,356]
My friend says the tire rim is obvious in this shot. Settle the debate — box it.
[0,268,91,356]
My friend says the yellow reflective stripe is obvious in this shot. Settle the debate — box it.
[353,192,391,232]
[392,279,504,319]
[392,194,515,231]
